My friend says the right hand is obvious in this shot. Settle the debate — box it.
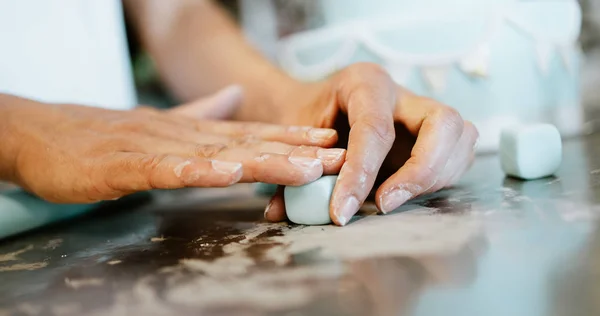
[0,87,345,203]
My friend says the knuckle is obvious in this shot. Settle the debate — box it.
[362,116,395,145]
[194,144,227,158]
[139,154,170,173]
[231,135,259,147]
[138,154,180,190]
[404,156,437,183]
[289,145,313,157]
[435,107,464,133]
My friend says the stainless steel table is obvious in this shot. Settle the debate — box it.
[0,133,599,316]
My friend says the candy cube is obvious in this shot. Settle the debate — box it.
[500,124,562,180]
[284,176,337,225]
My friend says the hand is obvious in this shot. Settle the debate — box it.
[0,86,345,203]
[264,63,478,226]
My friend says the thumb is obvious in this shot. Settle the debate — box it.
[171,85,244,120]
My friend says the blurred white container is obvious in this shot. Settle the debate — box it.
[241,0,584,153]
[0,0,136,110]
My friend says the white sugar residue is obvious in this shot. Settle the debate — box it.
[50,303,81,316]
[64,278,104,290]
[271,211,482,261]
[176,212,478,282]
[173,160,191,178]
[84,262,343,316]
[181,255,255,278]
[73,209,483,315]
[498,187,519,199]
[150,236,168,242]
[551,199,600,223]
[42,239,63,250]
[0,245,33,262]
[236,222,288,244]
[165,263,343,310]
[0,262,48,272]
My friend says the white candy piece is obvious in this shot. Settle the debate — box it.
[499,123,562,180]
[284,176,337,225]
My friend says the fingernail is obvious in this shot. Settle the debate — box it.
[308,129,336,142]
[335,196,360,226]
[211,160,242,174]
[174,160,192,178]
[473,136,480,150]
[264,200,273,219]
[288,156,321,169]
[317,148,345,163]
[175,160,203,184]
[380,189,413,214]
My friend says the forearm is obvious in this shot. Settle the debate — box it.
[124,0,302,122]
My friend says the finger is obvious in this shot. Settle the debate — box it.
[424,121,479,193]
[447,145,476,187]
[264,186,286,222]
[96,153,243,198]
[128,136,340,185]
[115,113,338,149]
[447,151,475,187]
[170,85,244,120]
[288,145,345,174]
[194,121,339,147]
[129,134,345,175]
[376,100,466,214]
[329,64,397,226]
[239,153,324,185]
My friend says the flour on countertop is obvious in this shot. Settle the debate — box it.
[42,239,63,250]
[0,245,33,262]
[58,208,484,315]
[0,262,48,272]
[64,278,105,290]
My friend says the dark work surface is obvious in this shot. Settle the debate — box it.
[1,133,600,316]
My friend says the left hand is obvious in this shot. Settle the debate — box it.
[264,63,479,226]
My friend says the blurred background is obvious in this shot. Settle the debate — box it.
[130,0,598,152]
[581,0,600,115]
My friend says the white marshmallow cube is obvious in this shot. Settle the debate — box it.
[284,176,337,225]
[499,123,562,180]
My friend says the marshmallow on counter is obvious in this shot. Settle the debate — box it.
[500,123,562,180]
[284,176,337,225]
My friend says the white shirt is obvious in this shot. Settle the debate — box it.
[0,0,136,110]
